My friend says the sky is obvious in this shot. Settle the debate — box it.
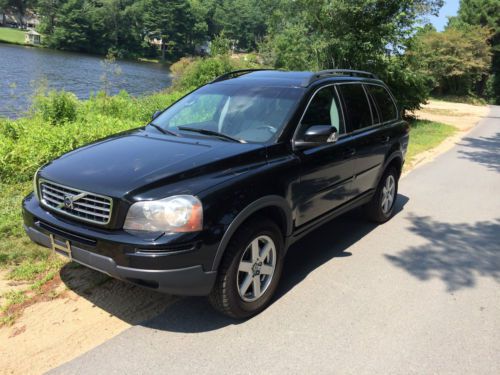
[428,0,460,31]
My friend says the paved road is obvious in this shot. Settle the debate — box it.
[51,107,500,375]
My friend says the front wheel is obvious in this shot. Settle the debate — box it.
[364,167,399,223]
[208,218,284,319]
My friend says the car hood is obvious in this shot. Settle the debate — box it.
[39,129,268,198]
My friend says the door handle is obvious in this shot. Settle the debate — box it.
[379,136,390,144]
[342,148,356,158]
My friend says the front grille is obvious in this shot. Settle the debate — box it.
[39,180,112,225]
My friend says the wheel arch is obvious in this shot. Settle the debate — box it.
[383,149,404,179]
[210,195,292,271]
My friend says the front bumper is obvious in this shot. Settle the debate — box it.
[23,193,217,296]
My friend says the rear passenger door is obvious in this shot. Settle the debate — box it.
[337,83,394,196]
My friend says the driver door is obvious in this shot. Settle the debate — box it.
[294,85,358,227]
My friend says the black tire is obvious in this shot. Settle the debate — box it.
[208,217,284,319]
[364,167,399,223]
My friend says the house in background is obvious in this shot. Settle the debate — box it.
[25,29,41,45]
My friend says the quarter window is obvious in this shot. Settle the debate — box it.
[367,85,397,122]
[337,84,373,132]
[300,86,344,136]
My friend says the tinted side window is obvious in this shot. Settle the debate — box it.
[367,85,397,122]
[337,84,372,132]
[367,89,381,124]
[300,86,344,135]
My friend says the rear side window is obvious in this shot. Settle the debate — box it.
[337,84,372,132]
[367,85,397,122]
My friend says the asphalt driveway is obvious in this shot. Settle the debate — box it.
[51,106,500,374]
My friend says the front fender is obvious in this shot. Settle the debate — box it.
[210,195,292,271]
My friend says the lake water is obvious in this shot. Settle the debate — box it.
[0,43,172,118]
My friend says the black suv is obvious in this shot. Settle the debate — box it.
[23,69,409,318]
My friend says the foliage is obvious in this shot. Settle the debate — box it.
[259,0,445,113]
[261,0,443,70]
[454,0,500,104]
[211,0,267,51]
[172,55,261,90]
[0,89,186,184]
[378,57,434,114]
[406,25,492,96]
[210,32,232,56]
[142,0,203,60]
[31,90,79,124]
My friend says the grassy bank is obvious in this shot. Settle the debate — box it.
[405,120,457,169]
[0,27,27,45]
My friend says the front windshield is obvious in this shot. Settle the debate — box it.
[151,84,304,143]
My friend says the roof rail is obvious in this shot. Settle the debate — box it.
[306,69,379,86]
[210,69,275,83]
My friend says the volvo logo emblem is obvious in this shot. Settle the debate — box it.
[58,192,86,210]
[63,195,74,209]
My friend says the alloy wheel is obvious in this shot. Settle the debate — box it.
[381,174,396,214]
[236,235,277,302]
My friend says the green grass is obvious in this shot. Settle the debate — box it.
[0,27,27,45]
[406,119,457,168]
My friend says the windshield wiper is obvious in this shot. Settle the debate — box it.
[177,126,245,143]
[149,123,179,137]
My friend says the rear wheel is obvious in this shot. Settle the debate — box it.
[365,167,398,223]
[209,218,284,319]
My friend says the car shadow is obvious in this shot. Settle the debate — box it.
[61,194,409,333]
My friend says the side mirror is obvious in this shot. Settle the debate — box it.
[151,110,162,121]
[294,125,338,150]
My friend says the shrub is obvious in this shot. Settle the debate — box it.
[32,90,79,125]
[172,55,262,90]
[0,89,188,184]
[380,61,433,115]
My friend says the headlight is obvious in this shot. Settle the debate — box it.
[33,167,41,201]
[123,195,203,233]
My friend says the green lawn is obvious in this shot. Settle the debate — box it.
[0,27,27,45]
[405,119,457,169]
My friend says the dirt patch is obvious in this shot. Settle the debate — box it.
[402,100,491,174]
[414,100,490,131]
[0,266,176,375]
[0,270,29,307]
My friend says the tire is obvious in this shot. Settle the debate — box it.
[364,167,399,223]
[208,217,284,319]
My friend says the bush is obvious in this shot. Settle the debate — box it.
[172,55,262,90]
[32,90,80,125]
[380,60,433,115]
[210,33,232,56]
[0,89,187,184]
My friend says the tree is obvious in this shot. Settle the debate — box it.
[47,0,92,52]
[212,0,267,51]
[259,0,444,112]
[0,0,36,27]
[455,0,500,103]
[143,0,203,61]
[36,0,60,35]
[407,25,492,96]
[0,0,9,25]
